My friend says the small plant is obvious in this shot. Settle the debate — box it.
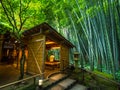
[115,71,120,82]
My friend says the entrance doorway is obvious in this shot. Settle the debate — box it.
[45,38,60,77]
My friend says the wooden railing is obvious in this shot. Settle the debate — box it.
[0,74,41,89]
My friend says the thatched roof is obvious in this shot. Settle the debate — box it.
[23,22,74,48]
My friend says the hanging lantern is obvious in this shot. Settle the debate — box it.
[74,51,79,61]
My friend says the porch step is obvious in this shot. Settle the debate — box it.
[42,73,69,89]
[49,73,68,81]
[50,78,76,90]
[70,84,87,90]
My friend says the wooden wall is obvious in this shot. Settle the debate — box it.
[60,45,69,70]
[26,33,71,74]
[27,34,45,75]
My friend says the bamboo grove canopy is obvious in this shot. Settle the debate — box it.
[0,0,120,81]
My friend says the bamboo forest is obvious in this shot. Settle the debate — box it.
[0,0,120,90]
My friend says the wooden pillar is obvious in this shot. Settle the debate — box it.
[60,45,69,71]
[0,35,4,62]
[41,35,46,79]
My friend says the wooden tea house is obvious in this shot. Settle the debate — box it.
[24,22,74,75]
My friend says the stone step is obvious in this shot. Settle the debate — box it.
[49,73,68,81]
[49,84,64,90]
[42,73,69,89]
[50,78,76,90]
[59,78,76,89]
[70,84,87,90]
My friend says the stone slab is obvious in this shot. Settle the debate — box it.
[58,78,76,88]
[50,85,64,90]
[50,74,66,81]
[70,84,87,90]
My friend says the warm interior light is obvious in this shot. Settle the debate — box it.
[51,47,60,49]
[46,41,55,44]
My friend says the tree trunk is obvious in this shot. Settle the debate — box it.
[19,43,26,80]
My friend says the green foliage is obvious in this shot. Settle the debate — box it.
[93,70,113,79]
[0,22,12,34]
[0,0,46,35]
[115,71,120,82]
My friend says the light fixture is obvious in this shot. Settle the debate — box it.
[46,41,55,44]
[15,40,18,43]
[39,79,43,86]
[51,46,60,49]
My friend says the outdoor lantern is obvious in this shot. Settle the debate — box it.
[39,79,43,86]
[74,51,79,71]
[74,51,79,61]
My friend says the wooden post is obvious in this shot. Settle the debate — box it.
[0,35,4,62]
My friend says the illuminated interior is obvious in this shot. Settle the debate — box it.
[45,38,60,70]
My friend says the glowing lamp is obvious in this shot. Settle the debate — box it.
[39,79,43,86]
